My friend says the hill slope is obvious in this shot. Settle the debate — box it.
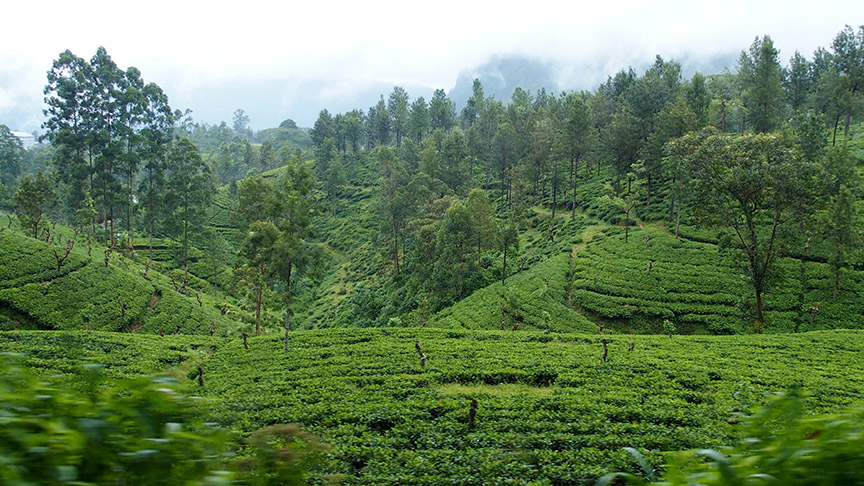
[0,227,237,335]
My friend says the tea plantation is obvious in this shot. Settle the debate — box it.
[568,226,864,334]
[0,229,237,335]
[3,328,862,485]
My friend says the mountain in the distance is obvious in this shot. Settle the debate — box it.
[449,56,558,107]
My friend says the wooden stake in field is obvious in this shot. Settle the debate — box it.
[415,340,427,368]
[468,399,478,427]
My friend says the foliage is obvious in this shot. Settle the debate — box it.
[0,353,321,485]
[13,169,56,238]
[603,391,864,485]
[0,124,25,187]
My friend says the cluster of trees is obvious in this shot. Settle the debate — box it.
[4,25,862,334]
[234,154,317,349]
[178,110,310,187]
[29,47,214,275]
[308,26,864,328]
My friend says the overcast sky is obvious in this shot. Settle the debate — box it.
[1,0,861,131]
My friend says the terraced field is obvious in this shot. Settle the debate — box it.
[0,228,237,335]
[570,226,864,333]
[2,328,862,485]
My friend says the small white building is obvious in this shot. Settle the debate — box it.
[11,131,36,150]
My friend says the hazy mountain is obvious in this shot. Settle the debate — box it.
[2,53,739,134]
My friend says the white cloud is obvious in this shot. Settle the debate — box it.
[1,0,861,128]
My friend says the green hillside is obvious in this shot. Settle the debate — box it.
[0,226,238,335]
[2,328,862,484]
[569,225,864,334]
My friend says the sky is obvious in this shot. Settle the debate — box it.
[1,0,861,131]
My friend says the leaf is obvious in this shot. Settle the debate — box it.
[697,448,739,485]
[595,472,647,486]
[624,447,657,481]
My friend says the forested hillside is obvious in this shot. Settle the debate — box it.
[2,23,864,486]
[3,28,864,338]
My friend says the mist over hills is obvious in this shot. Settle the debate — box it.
[3,52,738,134]
[158,52,742,129]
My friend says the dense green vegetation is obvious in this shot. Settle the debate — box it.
[2,329,864,484]
[1,23,864,486]
[0,223,238,335]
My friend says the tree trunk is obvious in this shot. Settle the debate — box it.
[624,208,630,244]
[571,155,578,221]
[551,159,558,219]
[501,243,508,285]
[128,170,134,254]
[754,288,765,333]
[110,205,115,250]
[284,264,292,353]
[255,286,262,336]
[795,236,810,333]
[213,258,218,298]
[844,110,852,141]
[834,267,840,300]
[147,216,154,276]
[183,219,189,286]
[646,173,652,206]
[392,220,400,274]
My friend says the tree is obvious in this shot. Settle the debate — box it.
[738,36,784,133]
[42,50,92,218]
[259,141,276,171]
[685,72,711,129]
[234,155,317,348]
[555,93,591,220]
[267,158,317,351]
[88,46,125,249]
[388,86,410,148]
[310,110,334,148]
[14,170,56,239]
[599,177,640,244]
[465,188,497,269]
[830,25,864,140]
[684,129,820,332]
[236,176,278,335]
[461,79,485,128]
[435,201,476,301]
[826,185,859,300]
[408,97,429,142]
[429,89,456,132]
[373,146,412,274]
[324,155,346,215]
[784,51,814,118]
[368,97,391,147]
[232,109,251,138]
[163,138,213,286]
[0,125,24,188]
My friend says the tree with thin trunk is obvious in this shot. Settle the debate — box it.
[599,176,640,244]
[826,185,859,300]
[684,129,820,332]
[163,138,212,286]
[555,93,591,221]
[235,155,317,348]
[14,170,56,239]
